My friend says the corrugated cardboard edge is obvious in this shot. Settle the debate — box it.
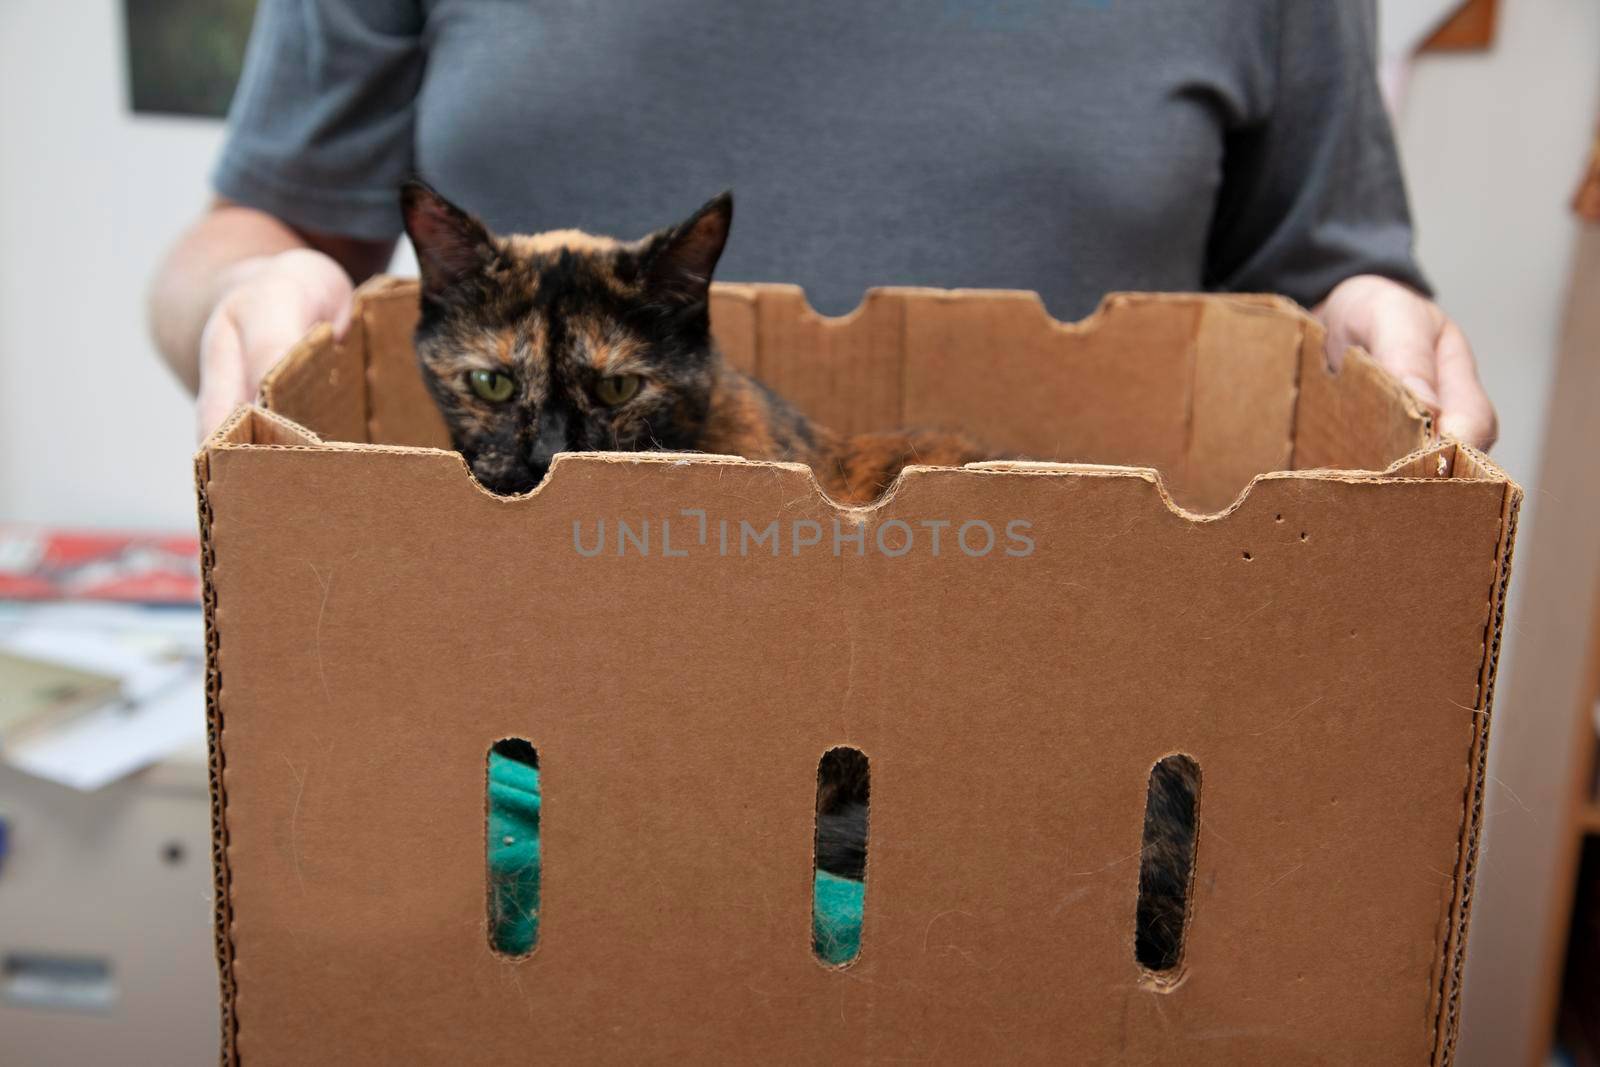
[195,404,329,1067]
[1431,449,1524,1066]
[195,407,247,1067]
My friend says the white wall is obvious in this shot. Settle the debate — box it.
[1395,3,1600,1062]
[1397,2,1597,499]
[0,1,224,531]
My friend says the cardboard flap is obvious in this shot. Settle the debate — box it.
[257,278,1438,516]
[707,284,760,375]
[358,280,450,449]
[1293,322,1434,471]
[257,321,369,446]
[901,289,1195,471]
[746,285,907,437]
[1177,298,1302,511]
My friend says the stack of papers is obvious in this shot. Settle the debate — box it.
[0,602,206,791]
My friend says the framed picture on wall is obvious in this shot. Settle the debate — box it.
[122,0,258,118]
[1421,0,1500,51]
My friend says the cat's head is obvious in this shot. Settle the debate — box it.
[400,181,733,495]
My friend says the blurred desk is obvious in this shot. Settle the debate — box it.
[0,746,219,1066]
[0,529,218,1064]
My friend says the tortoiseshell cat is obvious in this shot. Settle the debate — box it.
[400,182,1198,971]
[400,183,985,504]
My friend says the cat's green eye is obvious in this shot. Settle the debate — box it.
[469,369,516,403]
[594,374,641,407]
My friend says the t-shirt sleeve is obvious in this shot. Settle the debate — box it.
[1204,0,1430,306]
[212,0,426,241]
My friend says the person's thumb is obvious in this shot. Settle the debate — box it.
[1364,301,1443,414]
[1434,320,1498,449]
[233,290,325,395]
[196,307,248,441]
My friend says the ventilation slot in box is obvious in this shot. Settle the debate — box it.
[1135,754,1201,978]
[814,746,869,966]
[487,738,541,958]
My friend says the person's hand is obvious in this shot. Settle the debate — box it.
[1313,274,1497,450]
[195,248,355,440]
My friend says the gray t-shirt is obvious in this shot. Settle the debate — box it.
[215,0,1425,319]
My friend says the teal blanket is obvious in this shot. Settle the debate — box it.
[487,750,863,964]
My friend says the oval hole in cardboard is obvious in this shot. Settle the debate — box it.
[813,746,869,966]
[487,738,541,958]
[1135,754,1201,976]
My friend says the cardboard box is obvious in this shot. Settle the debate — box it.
[196,280,1520,1064]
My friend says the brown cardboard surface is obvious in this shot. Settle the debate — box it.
[208,285,1518,1064]
[262,280,1431,515]
[257,321,369,446]
[1181,298,1302,511]
[708,284,761,375]
[359,279,451,449]
[749,286,907,438]
[1293,324,1434,475]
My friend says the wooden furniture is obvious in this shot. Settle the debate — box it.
[0,751,219,1065]
[1457,220,1600,1065]
[1556,619,1600,1062]
[1575,133,1600,224]
[1422,0,1501,51]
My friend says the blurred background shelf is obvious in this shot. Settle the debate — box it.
[1525,220,1600,1065]
[0,750,219,1067]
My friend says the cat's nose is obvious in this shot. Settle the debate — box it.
[528,410,570,468]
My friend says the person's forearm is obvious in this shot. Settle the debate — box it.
[149,201,314,392]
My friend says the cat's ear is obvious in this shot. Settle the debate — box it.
[400,180,496,299]
[640,191,733,305]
